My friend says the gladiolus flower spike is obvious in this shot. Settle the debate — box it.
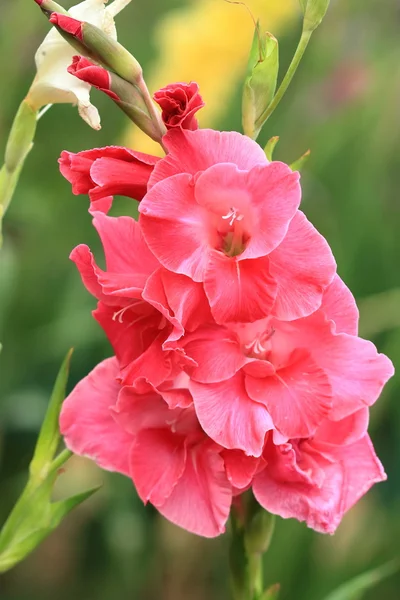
[59,125,394,539]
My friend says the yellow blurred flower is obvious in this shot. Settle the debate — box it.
[125,0,297,154]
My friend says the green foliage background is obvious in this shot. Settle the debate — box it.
[0,0,399,598]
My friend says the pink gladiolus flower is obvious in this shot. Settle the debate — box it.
[139,129,336,323]
[60,358,234,537]
[154,82,205,130]
[59,146,160,213]
[58,104,394,537]
[253,410,386,533]
[183,276,394,455]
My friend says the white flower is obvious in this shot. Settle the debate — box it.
[27,0,132,129]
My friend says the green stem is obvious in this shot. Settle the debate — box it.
[255,28,313,130]
[136,75,167,145]
[229,495,275,600]
[48,449,73,475]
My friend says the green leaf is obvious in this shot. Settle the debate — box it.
[49,486,101,528]
[322,560,400,600]
[290,149,311,172]
[242,22,279,139]
[264,136,280,161]
[29,348,73,482]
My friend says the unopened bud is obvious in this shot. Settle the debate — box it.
[68,56,160,141]
[48,13,142,86]
[300,0,331,32]
[244,508,275,556]
[34,0,68,15]
[242,22,279,139]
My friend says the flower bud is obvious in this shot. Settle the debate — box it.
[49,13,143,86]
[154,82,205,131]
[300,0,331,32]
[242,22,279,139]
[244,508,275,556]
[68,56,161,141]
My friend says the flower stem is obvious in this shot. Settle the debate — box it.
[255,28,313,131]
[0,98,38,244]
[229,494,275,600]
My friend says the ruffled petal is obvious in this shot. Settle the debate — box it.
[157,442,232,538]
[269,212,336,320]
[139,173,210,282]
[204,254,278,324]
[245,349,332,439]
[190,372,273,456]
[60,358,132,476]
[149,128,268,188]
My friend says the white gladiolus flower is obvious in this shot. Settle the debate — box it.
[27,0,132,129]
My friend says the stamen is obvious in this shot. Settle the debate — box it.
[222,207,244,227]
[112,302,137,323]
[244,328,276,359]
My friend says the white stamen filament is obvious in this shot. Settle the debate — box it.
[222,207,244,227]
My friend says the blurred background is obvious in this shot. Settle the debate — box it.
[1,0,400,598]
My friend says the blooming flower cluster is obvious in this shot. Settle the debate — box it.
[59,83,394,538]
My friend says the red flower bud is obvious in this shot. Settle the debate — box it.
[154,82,205,131]
[49,13,84,41]
[68,56,119,101]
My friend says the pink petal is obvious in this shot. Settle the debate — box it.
[60,358,132,476]
[149,128,268,189]
[114,385,180,434]
[92,211,159,280]
[333,435,386,516]
[192,162,300,260]
[70,244,111,303]
[93,302,157,371]
[157,442,232,538]
[183,326,246,383]
[312,408,369,449]
[204,254,278,324]
[222,450,261,489]
[245,349,332,439]
[190,372,273,456]
[139,174,210,282]
[269,211,336,320]
[320,275,359,335]
[312,331,394,420]
[89,156,154,202]
[253,445,344,534]
[129,428,187,505]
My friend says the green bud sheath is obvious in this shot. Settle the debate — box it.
[242,23,279,139]
[82,22,142,86]
[302,0,331,32]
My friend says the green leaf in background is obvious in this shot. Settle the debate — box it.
[261,583,280,600]
[264,136,280,161]
[242,21,279,139]
[0,350,99,573]
[289,149,311,172]
[322,560,400,600]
